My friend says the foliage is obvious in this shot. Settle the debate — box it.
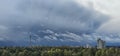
[0,46,120,56]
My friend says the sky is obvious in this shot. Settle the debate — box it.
[0,0,120,46]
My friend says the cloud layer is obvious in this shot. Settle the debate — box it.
[0,0,119,46]
[4,0,109,31]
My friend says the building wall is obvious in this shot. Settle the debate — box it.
[97,38,105,49]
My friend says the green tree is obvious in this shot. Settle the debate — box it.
[1,50,11,56]
[95,50,101,56]
[64,49,72,56]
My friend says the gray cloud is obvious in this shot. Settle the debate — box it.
[0,0,111,45]
[15,0,109,32]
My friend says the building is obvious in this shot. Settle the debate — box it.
[85,44,92,48]
[97,38,106,49]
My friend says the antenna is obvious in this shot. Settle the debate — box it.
[29,32,32,47]
[29,0,33,47]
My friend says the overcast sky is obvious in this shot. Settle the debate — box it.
[0,0,120,44]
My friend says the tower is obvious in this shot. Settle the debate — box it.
[29,32,32,47]
[97,38,106,49]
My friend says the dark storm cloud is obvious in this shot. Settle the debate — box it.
[0,0,109,42]
[15,0,109,33]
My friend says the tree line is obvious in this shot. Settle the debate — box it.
[0,46,120,56]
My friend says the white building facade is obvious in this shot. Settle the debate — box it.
[97,38,105,49]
